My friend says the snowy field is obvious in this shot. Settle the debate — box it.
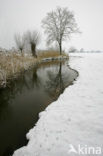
[13,53,103,156]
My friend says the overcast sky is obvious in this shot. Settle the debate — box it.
[0,0,103,51]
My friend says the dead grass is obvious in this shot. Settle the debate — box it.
[37,50,69,58]
[0,53,38,87]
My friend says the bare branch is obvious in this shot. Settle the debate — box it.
[24,30,40,57]
[14,34,25,55]
[42,7,80,54]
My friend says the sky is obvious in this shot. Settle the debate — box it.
[0,0,103,51]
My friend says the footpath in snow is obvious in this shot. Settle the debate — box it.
[13,53,103,156]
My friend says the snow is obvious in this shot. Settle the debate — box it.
[13,53,103,156]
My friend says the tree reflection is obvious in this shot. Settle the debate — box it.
[45,61,65,100]
[32,66,41,88]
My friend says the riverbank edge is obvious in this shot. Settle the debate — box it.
[13,53,103,156]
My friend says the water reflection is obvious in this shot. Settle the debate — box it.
[45,62,64,100]
[0,60,78,156]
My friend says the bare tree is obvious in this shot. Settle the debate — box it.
[42,7,79,55]
[14,34,25,55]
[24,31,39,57]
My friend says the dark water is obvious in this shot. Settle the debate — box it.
[0,60,78,156]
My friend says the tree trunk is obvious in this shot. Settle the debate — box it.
[20,49,24,57]
[31,44,37,58]
[59,41,62,55]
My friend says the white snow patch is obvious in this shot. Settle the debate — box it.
[13,53,103,156]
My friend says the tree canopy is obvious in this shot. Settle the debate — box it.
[42,7,79,54]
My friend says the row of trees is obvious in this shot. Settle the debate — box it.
[15,7,79,57]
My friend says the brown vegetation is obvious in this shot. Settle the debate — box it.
[38,50,68,58]
[0,53,37,88]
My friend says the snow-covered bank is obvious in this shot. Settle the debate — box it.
[13,53,103,156]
